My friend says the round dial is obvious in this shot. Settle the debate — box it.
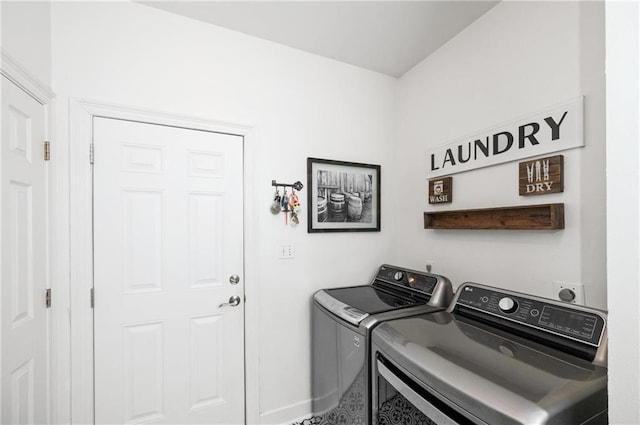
[498,297,518,314]
[393,271,404,281]
[558,288,576,302]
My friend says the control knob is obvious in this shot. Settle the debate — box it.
[394,271,404,281]
[498,297,518,314]
[558,288,576,303]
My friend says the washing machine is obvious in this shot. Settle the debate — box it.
[312,264,454,425]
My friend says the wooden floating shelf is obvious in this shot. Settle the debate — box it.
[424,203,564,230]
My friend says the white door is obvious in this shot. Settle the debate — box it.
[0,75,50,424]
[93,117,244,424]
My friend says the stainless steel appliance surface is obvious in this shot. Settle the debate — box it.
[372,282,608,425]
[312,264,454,425]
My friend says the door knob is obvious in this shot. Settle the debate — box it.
[229,274,240,285]
[219,295,241,308]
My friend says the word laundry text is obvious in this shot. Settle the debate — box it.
[430,112,567,172]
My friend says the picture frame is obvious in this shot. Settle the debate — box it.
[307,157,381,233]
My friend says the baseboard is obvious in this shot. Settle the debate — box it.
[258,398,312,425]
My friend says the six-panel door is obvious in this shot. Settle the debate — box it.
[1,75,50,425]
[93,117,244,424]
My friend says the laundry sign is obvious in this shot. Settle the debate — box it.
[427,97,583,178]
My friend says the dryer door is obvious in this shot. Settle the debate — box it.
[371,313,608,425]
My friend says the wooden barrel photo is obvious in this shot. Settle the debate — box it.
[329,193,345,221]
[347,196,363,221]
[317,196,328,222]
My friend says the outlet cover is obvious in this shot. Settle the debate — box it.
[552,281,584,305]
[279,244,295,259]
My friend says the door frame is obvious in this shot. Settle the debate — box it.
[0,50,58,424]
[69,99,260,424]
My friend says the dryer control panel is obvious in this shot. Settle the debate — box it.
[454,284,606,348]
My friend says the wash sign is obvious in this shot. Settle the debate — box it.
[427,97,583,178]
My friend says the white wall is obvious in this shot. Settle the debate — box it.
[396,1,607,309]
[606,1,640,423]
[0,1,51,87]
[50,2,397,423]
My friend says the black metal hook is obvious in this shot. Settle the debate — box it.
[271,180,304,191]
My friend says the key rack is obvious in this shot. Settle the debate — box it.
[271,180,304,191]
[270,180,304,226]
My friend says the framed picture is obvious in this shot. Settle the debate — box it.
[307,157,381,233]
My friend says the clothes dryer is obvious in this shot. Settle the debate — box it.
[372,283,608,425]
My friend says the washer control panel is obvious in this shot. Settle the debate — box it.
[455,284,606,347]
[376,265,437,296]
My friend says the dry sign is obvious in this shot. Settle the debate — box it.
[427,97,583,178]
[519,155,564,196]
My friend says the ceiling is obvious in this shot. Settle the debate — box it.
[140,1,499,77]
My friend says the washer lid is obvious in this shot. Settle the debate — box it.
[314,289,369,325]
[314,286,420,325]
[324,285,420,311]
[373,313,608,425]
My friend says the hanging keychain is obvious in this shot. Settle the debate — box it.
[281,187,289,225]
[289,190,301,226]
[270,187,282,215]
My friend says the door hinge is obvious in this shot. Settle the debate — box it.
[45,288,52,308]
[44,141,51,161]
[90,288,95,308]
[90,143,94,165]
